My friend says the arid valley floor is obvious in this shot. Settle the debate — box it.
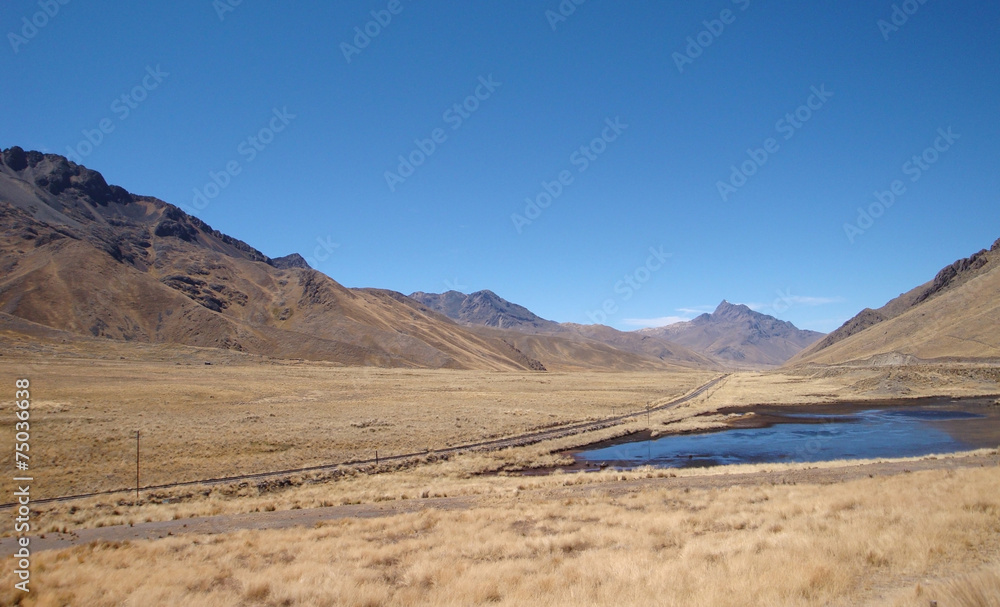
[2,341,998,606]
[5,2,1000,603]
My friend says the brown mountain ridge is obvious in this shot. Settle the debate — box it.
[790,238,1000,366]
[410,290,720,369]
[0,147,714,372]
[637,301,824,368]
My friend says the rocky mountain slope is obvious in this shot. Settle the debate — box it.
[409,290,560,332]
[790,239,1000,366]
[0,148,548,370]
[411,290,719,369]
[638,301,824,368]
[0,147,718,372]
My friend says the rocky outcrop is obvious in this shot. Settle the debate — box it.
[801,241,997,359]
[271,253,311,270]
[409,290,559,332]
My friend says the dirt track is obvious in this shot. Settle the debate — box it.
[3,451,994,558]
[0,374,728,510]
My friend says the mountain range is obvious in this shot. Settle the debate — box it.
[410,291,820,368]
[410,290,559,333]
[0,147,550,370]
[637,301,824,368]
[409,289,722,368]
[2,147,995,372]
[0,148,707,371]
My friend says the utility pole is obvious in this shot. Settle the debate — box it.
[136,430,140,504]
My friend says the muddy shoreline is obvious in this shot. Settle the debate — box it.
[524,394,1000,475]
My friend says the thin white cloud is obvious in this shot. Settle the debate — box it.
[625,304,719,328]
[625,296,847,331]
[751,294,846,315]
[622,316,692,328]
[784,296,845,306]
[676,306,715,315]
[799,316,852,333]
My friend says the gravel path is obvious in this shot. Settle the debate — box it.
[3,452,994,557]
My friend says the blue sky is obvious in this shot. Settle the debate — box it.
[3,0,998,332]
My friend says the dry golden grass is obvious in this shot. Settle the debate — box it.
[2,350,999,605]
[792,248,1000,366]
[927,566,1000,607]
[21,446,997,542]
[7,356,999,537]
[15,407,749,535]
[0,354,714,500]
[3,465,998,606]
[703,366,1000,407]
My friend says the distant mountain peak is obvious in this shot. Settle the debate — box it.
[409,289,556,331]
[0,148,569,371]
[270,253,311,270]
[713,300,752,317]
[409,290,720,369]
[638,300,824,368]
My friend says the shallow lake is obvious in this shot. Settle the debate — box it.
[574,397,1000,470]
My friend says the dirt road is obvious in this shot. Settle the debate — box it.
[0,374,728,510]
[3,451,993,557]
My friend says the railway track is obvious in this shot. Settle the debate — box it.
[0,375,727,509]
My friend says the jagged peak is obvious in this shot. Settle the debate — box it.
[470,289,502,301]
[270,253,311,270]
[713,300,753,317]
[1,146,283,266]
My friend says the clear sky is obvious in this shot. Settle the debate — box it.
[3,0,998,332]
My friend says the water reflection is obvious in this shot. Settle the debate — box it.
[576,406,995,470]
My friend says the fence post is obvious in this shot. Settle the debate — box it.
[136,430,140,503]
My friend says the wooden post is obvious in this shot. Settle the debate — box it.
[375,450,379,466]
[136,430,140,503]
